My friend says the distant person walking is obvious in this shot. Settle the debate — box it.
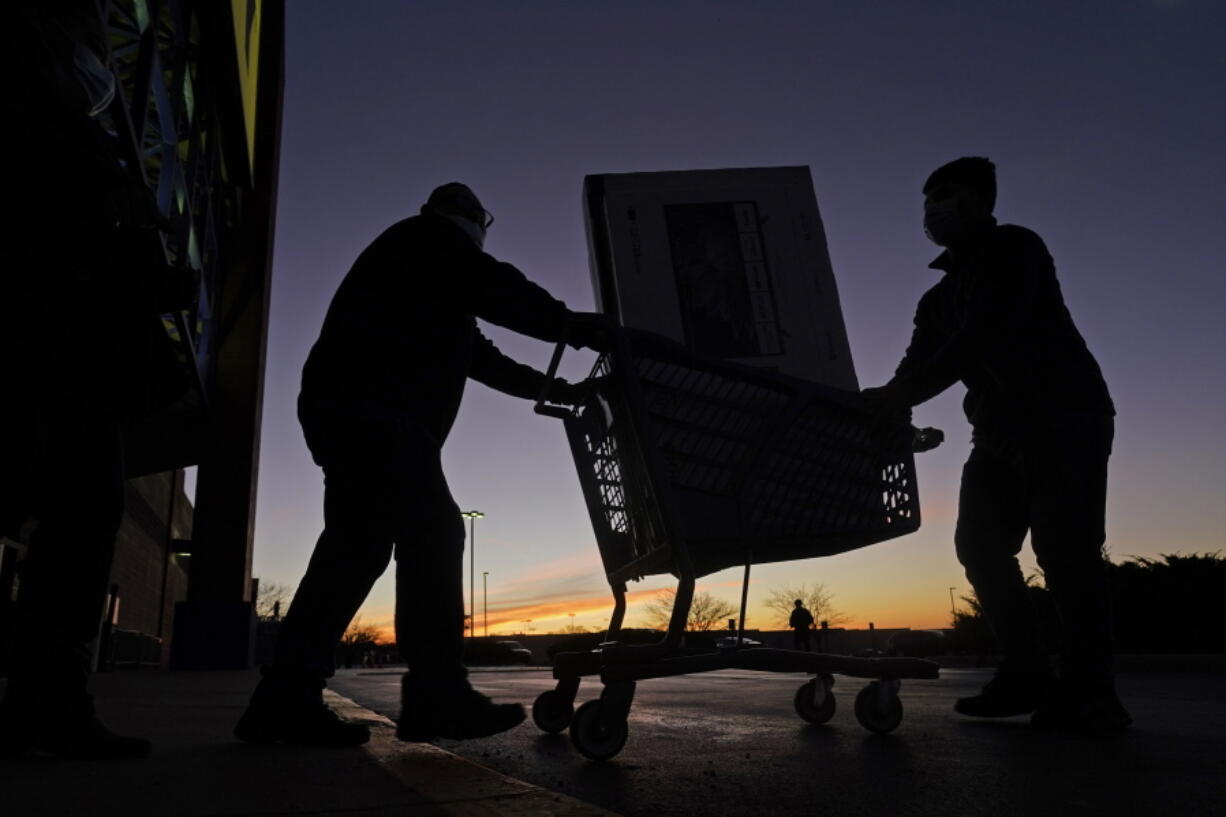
[790,600,815,652]
[862,157,1129,733]
[236,183,606,747]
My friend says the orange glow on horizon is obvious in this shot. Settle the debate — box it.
[359,584,954,644]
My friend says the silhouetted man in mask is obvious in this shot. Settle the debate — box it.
[236,183,606,746]
[863,157,1129,733]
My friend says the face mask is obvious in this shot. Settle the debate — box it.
[923,199,966,247]
[442,212,487,250]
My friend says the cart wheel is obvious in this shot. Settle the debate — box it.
[854,682,903,734]
[532,690,574,734]
[793,678,836,725]
[569,700,628,761]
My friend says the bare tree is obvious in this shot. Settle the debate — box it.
[255,581,293,621]
[551,623,591,634]
[341,616,382,648]
[337,616,382,669]
[762,583,848,628]
[642,587,737,631]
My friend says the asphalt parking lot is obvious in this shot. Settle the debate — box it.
[333,665,1226,817]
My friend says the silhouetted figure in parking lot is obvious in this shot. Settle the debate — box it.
[1,1,188,760]
[790,600,814,652]
[235,183,607,747]
[862,157,1129,733]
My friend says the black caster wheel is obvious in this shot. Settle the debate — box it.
[532,690,574,734]
[854,681,903,734]
[793,678,836,725]
[569,699,628,760]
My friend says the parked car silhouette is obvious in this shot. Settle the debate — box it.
[886,629,948,658]
[462,637,533,665]
[546,629,719,662]
[715,635,763,649]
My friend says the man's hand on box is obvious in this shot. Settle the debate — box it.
[549,378,596,406]
[912,426,945,453]
[860,383,912,420]
[566,312,614,353]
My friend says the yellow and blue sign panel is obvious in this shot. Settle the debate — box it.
[230,0,262,177]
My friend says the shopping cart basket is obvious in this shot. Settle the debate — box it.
[533,327,940,760]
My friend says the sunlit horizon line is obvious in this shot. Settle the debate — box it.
[364,612,955,643]
[473,577,747,618]
[361,585,679,642]
[359,579,955,642]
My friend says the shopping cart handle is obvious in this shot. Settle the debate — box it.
[534,337,570,418]
[534,402,573,418]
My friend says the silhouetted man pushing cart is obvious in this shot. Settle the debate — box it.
[863,157,1129,733]
[236,183,605,746]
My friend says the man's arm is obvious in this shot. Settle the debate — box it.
[441,233,569,344]
[467,327,550,400]
[887,288,951,404]
[884,231,1049,408]
[467,326,588,403]
[860,287,947,417]
[441,233,610,352]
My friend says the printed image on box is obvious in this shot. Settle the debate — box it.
[584,167,858,390]
[663,202,783,359]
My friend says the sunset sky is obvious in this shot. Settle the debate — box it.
[246,1,1225,641]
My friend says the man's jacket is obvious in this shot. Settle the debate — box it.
[300,213,568,443]
[790,608,814,629]
[887,223,1113,442]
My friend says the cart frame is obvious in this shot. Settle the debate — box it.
[532,329,939,760]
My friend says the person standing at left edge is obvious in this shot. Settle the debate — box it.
[863,157,1130,734]
[236,183,607,747]
[1,0,191,760]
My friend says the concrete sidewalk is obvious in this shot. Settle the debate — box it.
[0,670,620,817]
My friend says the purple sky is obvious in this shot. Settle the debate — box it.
[248,1,1225,634]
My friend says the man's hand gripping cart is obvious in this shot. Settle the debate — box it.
[535,328,942,760]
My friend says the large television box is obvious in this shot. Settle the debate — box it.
[584,166,858,390]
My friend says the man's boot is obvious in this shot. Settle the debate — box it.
[234,670,370,747]
[397,675,524,742]
[954,658,1056,718]
[0,685,151,760]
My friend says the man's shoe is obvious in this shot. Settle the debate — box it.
[0,698,151,760]
[954,668,1053,718]
[234,699,370,747]
[397,685,525,742]
[1031,685,1132,734]
[235,674,370,747]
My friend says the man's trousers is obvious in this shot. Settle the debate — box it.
[955,416,1115,688]
[271,413,468,686]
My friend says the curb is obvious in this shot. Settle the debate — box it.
[325,691,622,817]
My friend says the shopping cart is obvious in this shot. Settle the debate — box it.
[533,328,941,760]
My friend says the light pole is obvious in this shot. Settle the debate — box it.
[462,510,484,640]
[949,586,957,623]
[482,571,489,637]
[568,612,575,632]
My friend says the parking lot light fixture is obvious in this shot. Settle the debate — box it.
[461,511,484,640]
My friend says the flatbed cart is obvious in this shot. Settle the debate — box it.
[533,328,941,760]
